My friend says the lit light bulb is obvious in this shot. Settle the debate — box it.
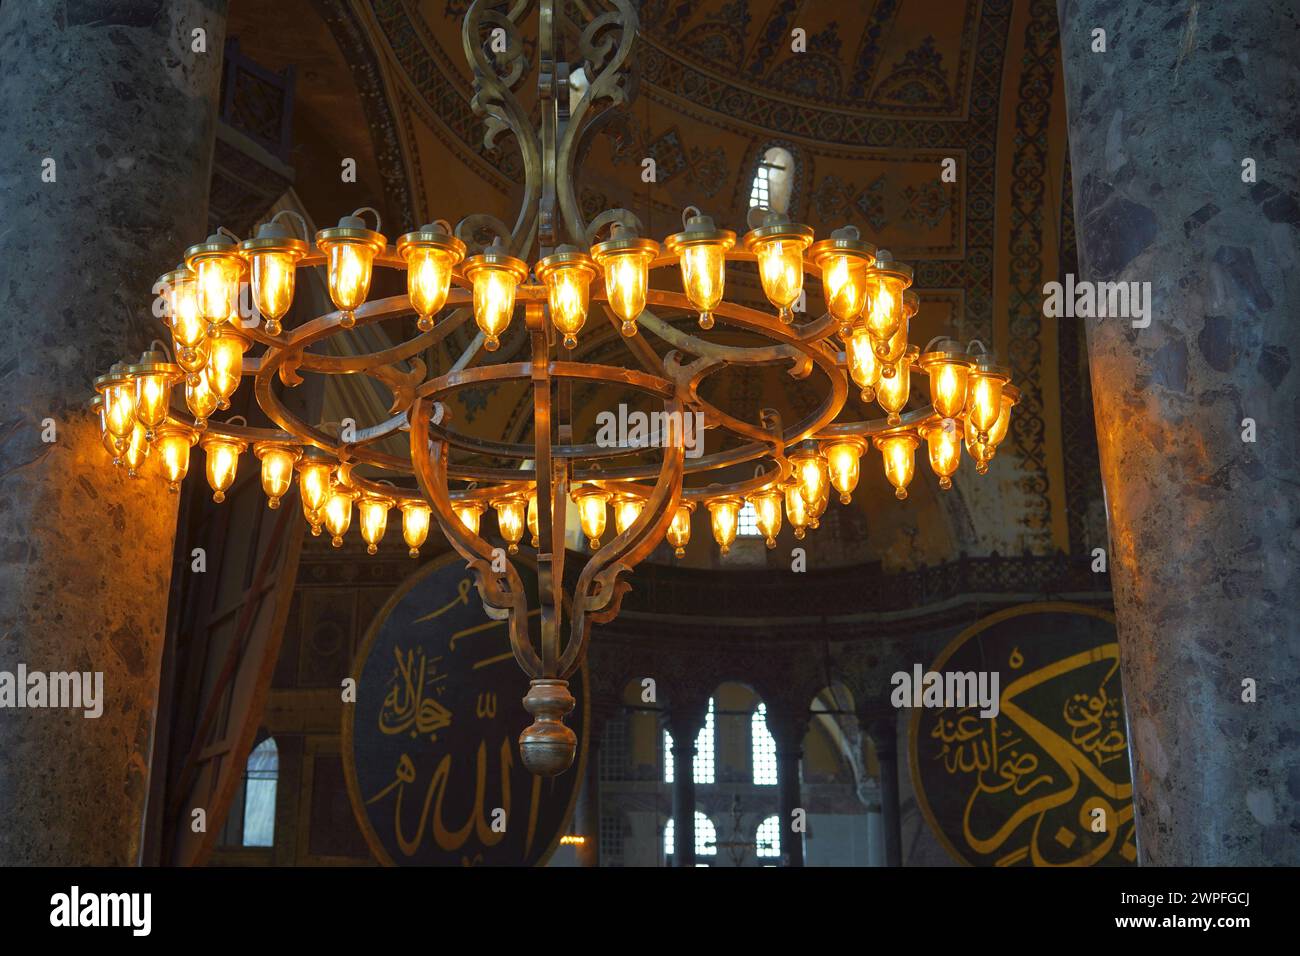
[784,482,812,539]
[316,213,386,328]
[123,422,150,478]
[254,443,300,509]
[573,487,610,549]
[127,351,181,441]
[357,494,393,555]
[612,493,644,535]
[185,234,245,333]
[298,459,333,534]
[707,496,741,555]
[463,241,527,351]
[537,248,598,349]
[160,266,206,376]
[154,424,197,492]
[666,212,735,330]
[874,432,919,500]
[822,438,866,504]
[877,351,915,426]
[864,255,913,351]
[323,490,354,547]
[591,225,660,336]
[965,385,1018,475]
[206,328,249,409]
[452,500,485,537]
[918,343,973,421]
[847,328,881,402]
[184,371,220,428]
[398,223,465,332]
[201,435,245,502]
[743,213,814,324]
[787,443,830,521]
[95,366,136,448]
[401,501,432,558]
[967,359,1011,444]
[811,227,876,327]
[526,492,540,547]
[492,495,527,554]
[91,396,121,465]
[749,489,783,549]
[924,420,962,490]
[666,501,695,557]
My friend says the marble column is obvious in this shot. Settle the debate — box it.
[767,704,809,867]
[866,715,902,867]
[1058,0,1300,863]
[0,1,228,865]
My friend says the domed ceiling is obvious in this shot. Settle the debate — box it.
[232,0,1106,570]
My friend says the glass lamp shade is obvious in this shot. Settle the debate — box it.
[297,459,334,534]
[591,228,660,336]
[536,249,598,349]
[787,443,830,518]
[93,364,136,447]
[526,492,540,547]
[357,494,394,554]
[922,420,962,490]
[153,424,198,492]
[967,359,1012,443]
[452,500,485,537]
[160,267,205,352]
[462,245,528,351]
[665,214,735,330]
[492,495,527,554]
[253,443,301,509]
[184,370,220,427]
[742,215,815,323]
[863,258,913,348]
[706,496,742,555]
[873,432,919,500]
[965,385,1018,474]
[401,501,432,558]
[241,227,308,336]
[666,501,695,557]
[200,435,245,503]
[612,493,645,536]
[877,350,916,426]
[316,216,387,328]
[126,351,182,440]
[810,229,877,327]
[397,224,466,332]
[847,327,881,402]
[573,487,611,549]
[122,422,150,478]
[783,482,812,539]
[822,438,866,504]
[206,327,250,410]
[748,488,783,548]
[184,235,245,331]
[917,344,974,421]
[323,490,355,548]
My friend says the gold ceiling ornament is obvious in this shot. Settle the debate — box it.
[90,0,1020,777]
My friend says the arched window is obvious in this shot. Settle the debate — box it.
[664,812,719,861]
[737,500,760,537]
[749,146,795,215]
[241,736,279,847]
[751,703,778,785]
[756,814,781,859]
[663,697,716,784]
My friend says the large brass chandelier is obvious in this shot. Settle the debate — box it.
[89,0,1019,776]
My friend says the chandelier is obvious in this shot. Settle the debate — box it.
[89,0,1019,776]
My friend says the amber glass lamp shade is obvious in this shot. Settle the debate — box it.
[241,223,308,337]
[323,490,355,548]
[822,438,866,504]
[200,434,245,503]
[873,432,919,500]
[877,350,916,426]
[463,241,528,351]
[401,501,433,558]
[573,487,611,550]
[787,442,830,518]
[742,213,814,324]
[810,227,876,327]
[397,223,466,332]
[452,500,486,537]
[254,443,301,509]
[297,459,333,534]
[665,212,735,330]
[846,327,880,403]
[612,493,645,536]
[537,248,598,349]
[666,501,695,557]
[748,489,783,549]
[917,343,974,421]
[122,422,150,478]
[492,495,527,554]
[315,214,387,329]
[784,482,812,539]
[126,351,182,440]
[184,370,220,428]
[863,256,913,350]
[707,496,742,555]
[591,225,660,336]
[357,494,394,555]
[922,420,962,490]
[967,358,1011,443]
[154,424,198,492]
[94,366,136,448]
[206,327,250,410]
[184,234,245,333]
[965,385,1018,474]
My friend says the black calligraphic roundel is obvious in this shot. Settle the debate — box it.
[909,602,1136,867]
[343,553,587,866]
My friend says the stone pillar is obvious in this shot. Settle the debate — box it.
[0,2,228,865]
[666,703,706,867]
[1058,1,1300,864]
[767,704,809,867]
[866,715,902,867]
